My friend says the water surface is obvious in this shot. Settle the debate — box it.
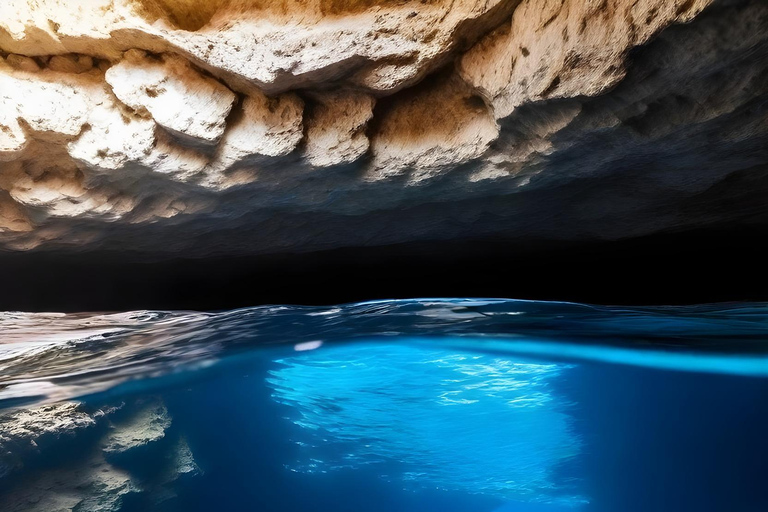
[1,299,767,511]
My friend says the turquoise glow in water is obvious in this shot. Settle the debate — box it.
[1,299,768,511]
[269,344,584,506]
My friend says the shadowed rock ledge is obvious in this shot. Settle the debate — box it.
[0,0,766,260]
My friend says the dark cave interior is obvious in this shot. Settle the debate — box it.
[1,226,765,312]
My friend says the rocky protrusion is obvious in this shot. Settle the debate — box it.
[459,0,714,120]
[5,54,40,72]
[0,117,27,161]
[0,401,102,478]
[105,50,236,146]
[0,0,767,259]
[304,90,375,168]
[0,397,201,512]
[1,451,139,512]
[213,90,304,169]
[0,61,92,145]
[369,71,499,182]
[168,435,201,479]
[102,397,172,458]
[48,54,94,74]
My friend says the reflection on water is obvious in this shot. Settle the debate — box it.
[1,299,768,511]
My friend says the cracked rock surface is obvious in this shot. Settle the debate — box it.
[0,0,767,257]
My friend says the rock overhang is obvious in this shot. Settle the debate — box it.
[0,0,765,261]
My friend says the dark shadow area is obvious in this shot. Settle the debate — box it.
[559,363,768,512]
[0,226,766,312]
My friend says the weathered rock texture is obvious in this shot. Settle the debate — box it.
[0,397,201,512]
[0,0,767,257]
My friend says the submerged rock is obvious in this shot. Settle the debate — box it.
[0,397,200,512]
[102,398,172,458]
[0,401,138,512]
[1,451,140,512]
[0,0,766,257]
[0,402,100,478]
[166,436,201,480]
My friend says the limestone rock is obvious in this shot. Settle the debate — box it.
[368,70,499,182]
[304,90,375,168]
[458,0,714,120]
[102,398,172,457]
[0,402,100,478]
[168,436,201,479]
[0,63,92,146]
[0,397,202,512]
[105,50,236,145]
[0,0,766,257]
[0,450,139,512]
[213,89,304,169]
[48,54,94,74]
[0,0,516,93]
[5,54,40,72]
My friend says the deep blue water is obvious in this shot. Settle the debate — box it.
[1,299,768,511]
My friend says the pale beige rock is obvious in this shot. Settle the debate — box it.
[0,62,91,145]
[213,90,304,169]
[6,54,40,72]
[105,51,236,145]
[304,90,375,167]
[459,0,714,120]
[0,0,765,256]
[138,130,210,183]
[0,0,516,94]
[102,398,172,456]
[0,65,143,222]
[0,117,27,161]
[368,71,499,182]
[0,192,31,232]
[67,96,157,173]
[0,402,98,478]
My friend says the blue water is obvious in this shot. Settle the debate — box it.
[1,299,768,511]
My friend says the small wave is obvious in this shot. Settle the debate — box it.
[2,299,768,409]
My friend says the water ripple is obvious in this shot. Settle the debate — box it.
[2,299,768,408]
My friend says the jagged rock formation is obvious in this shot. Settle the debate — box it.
[0,397,201,512]
[0,0,766,256]
[0,402,104,478]
[102,398,172,457]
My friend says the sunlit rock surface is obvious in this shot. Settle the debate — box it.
[0,0,766,256]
